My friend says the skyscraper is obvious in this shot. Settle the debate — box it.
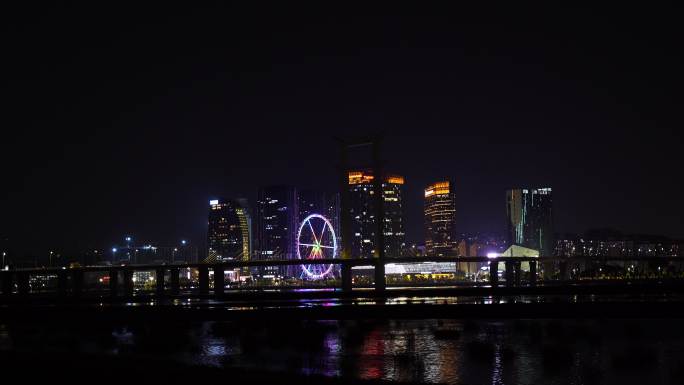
[348,170,405,258]
[324,192,341,245]
[256,185,298,276]
[207,198,252,262]
[506,188,553,256]
[424,181,457,256]
[298,189,341,241]
[298,189,325,222]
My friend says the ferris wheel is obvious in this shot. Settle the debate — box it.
[297,213,337,279]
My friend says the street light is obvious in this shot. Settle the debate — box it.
[181,240,187,245]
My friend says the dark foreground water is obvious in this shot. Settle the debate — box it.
[2,317,684,384]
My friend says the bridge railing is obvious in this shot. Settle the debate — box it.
[1,256,683,299]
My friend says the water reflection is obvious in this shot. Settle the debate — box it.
[2,318,684,384]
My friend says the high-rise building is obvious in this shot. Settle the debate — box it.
[207,198,252,262]
[325,192,341,244]
[347,170,405,258]
[298,189,341,241]
[506,188,553,256]
[424,181,457,256]
[256,185,298,276]
[298,189,325,222]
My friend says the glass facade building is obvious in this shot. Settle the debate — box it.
[255,185,298,276]
[298,189,341,242]
[424,181,457,257]
[506,188,553,257]
[207,198,252,262]
[348,170,405,258]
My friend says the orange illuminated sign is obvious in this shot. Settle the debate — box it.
[425,181,451,197]
[349,171,405,185]
[348,171,374,185]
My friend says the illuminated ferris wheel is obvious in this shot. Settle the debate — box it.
[297,213,337,279]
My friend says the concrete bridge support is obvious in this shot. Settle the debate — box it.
[530,261,538,286]
[1,271,12,296]
[123,268,134,296]
[341,264,352,292]
[71,270,83,298]
[170,267,180,295]
[57,270,67,297]
[489,260,498,287]
[155,268,165,296]
[109,269,118,297]
[198,266,209,295]
[214,267,224,297]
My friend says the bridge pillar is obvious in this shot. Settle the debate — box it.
[529,260,537,286]
[57,270,67,297]
[109,269,119,297]
[341,263,352,292]
[123,268,134,297]
[514,261,522,286]
[374,260,385,293]
[505,261,514,287]
[1,271,12,296]
[170,267,180,295]
[489,260,498,287]
[155,268,165,296]
[198,266,209,295]
[559,261,569,281]
[17,272,29,296]
[213,267,224,297]
[72,269,83,298]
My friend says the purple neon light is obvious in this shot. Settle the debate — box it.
[297,213,337,279]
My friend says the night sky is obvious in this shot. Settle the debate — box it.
[2,3,682,257]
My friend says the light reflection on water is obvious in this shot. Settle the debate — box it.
[3,315,684,384]
[175,293,684,310]
[169,318,681,384]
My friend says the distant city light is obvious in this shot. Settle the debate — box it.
[209,199,219,205]
[487,252,499,259]
[181,240,187,245]
[112,247,117,253]
[125,236,132,242]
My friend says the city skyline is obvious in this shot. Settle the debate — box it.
[3,4,683,257]
[3,4,684,384]
[3,171,684,261]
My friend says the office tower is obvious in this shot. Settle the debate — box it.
[256,185,298,276]
[506,188,553,256]
[298,189,341,241]
[324,192,341,245]
[424,181,457,256]
[207,198,252,262]
[298,189,326,222]
[347,170,405,258]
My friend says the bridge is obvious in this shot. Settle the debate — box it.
[2,255,683,304]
